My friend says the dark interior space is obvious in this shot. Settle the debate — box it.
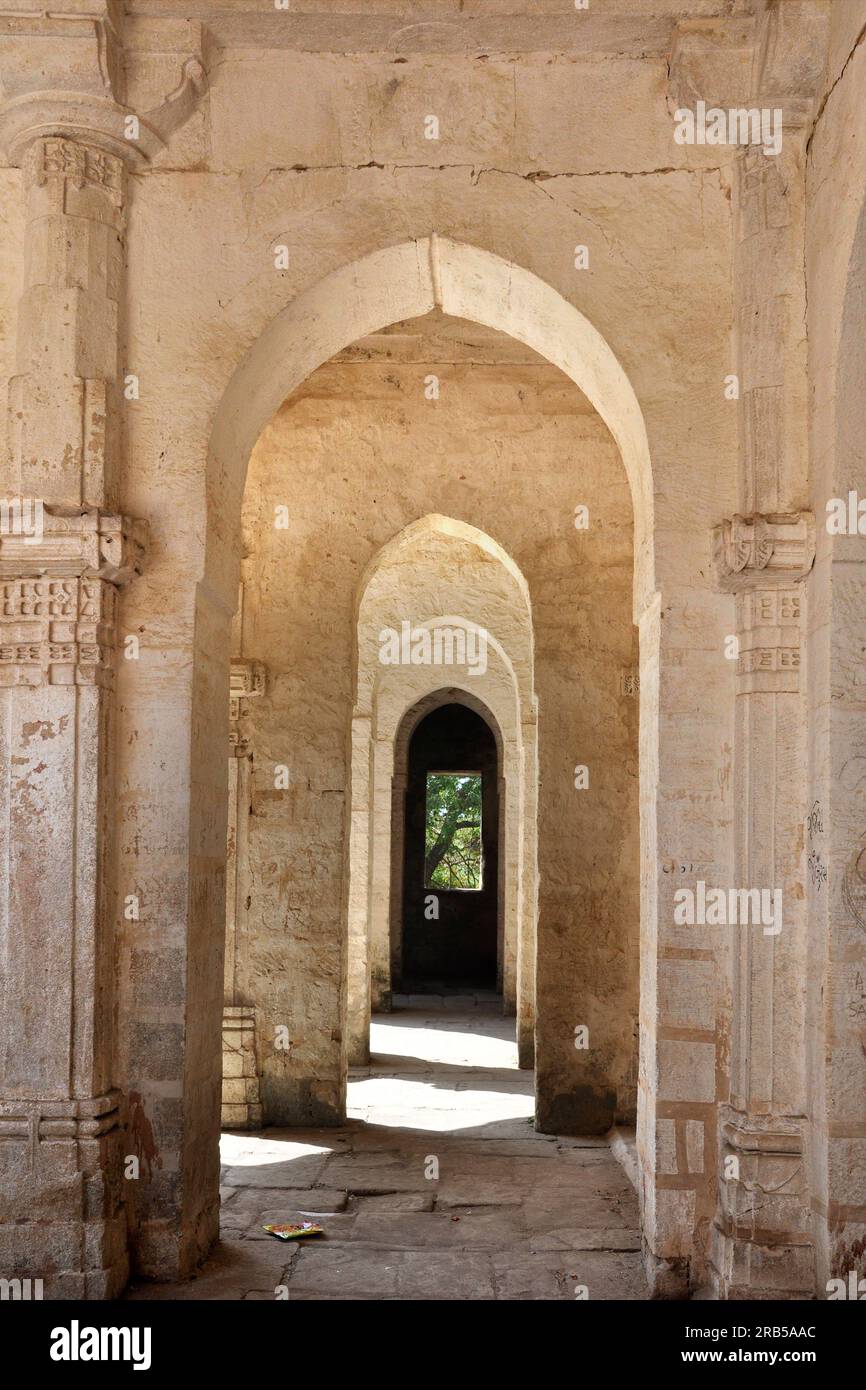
[399,702,499,991]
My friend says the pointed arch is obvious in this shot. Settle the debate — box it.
[205,237,655,618]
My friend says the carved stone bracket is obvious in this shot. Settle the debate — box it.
[712,511,815,592]
[0,60,207,165]
[0,6,207,166]
[141,57,208,152]
[0,506,147,585]
[229,658,267,756]
[666,6,830,132]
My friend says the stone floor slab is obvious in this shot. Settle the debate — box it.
[126,1008,648,1301]
[350,1207,525,1249]
[221,1156,328,1188]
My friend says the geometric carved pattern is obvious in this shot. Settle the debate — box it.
[712,514,814,698]
[0,510,146,688]
[735,587,803,695]
[229,658,267,755]
[0,577,117,688]
[35,136,124,203]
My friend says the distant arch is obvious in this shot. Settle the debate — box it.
[346,515,537,1066]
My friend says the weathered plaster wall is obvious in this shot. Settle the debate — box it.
[234,320,640,1130]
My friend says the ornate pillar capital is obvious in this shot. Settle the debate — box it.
[712,511,815,593]
[711,511,814,700]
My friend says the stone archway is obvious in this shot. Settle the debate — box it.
[187,237,664,1283]
[204,237,656,613]
[1,3,852,1309]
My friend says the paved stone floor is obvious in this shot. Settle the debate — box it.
[127,1000,648,1300]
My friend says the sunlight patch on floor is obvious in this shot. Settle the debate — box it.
[347,1075,534,1130]
[368,1014,519,1070]
[349,1010,533,1133]
[219,1133,335,1166]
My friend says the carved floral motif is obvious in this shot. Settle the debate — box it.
[713,512,815,592]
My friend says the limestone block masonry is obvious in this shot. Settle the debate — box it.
[220,1008,263,1132]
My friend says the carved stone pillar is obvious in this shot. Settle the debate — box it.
[517,718,538,1070]
[0,119,141,1297]
[387,770,407,1007]
[710,513,815,1298]
[699,15,823,1297]
[664,2,827,1295]
[222,660,265,1130]
[0,512,145,1297]
[368,738,395,1014]
[346,712,373,1067]
[706,30,820,1300]
[8,136,125,508]
[0,1,204,1294]
[0,6,204,510]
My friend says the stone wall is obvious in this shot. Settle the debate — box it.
[99,21,738,1284]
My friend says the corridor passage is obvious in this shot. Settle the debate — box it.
[128,1001,647,1301]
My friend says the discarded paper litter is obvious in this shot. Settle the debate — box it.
[262,1221,324,1241]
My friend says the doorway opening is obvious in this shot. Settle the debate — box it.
[370,694,516,1110]
[399,702,500,996]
